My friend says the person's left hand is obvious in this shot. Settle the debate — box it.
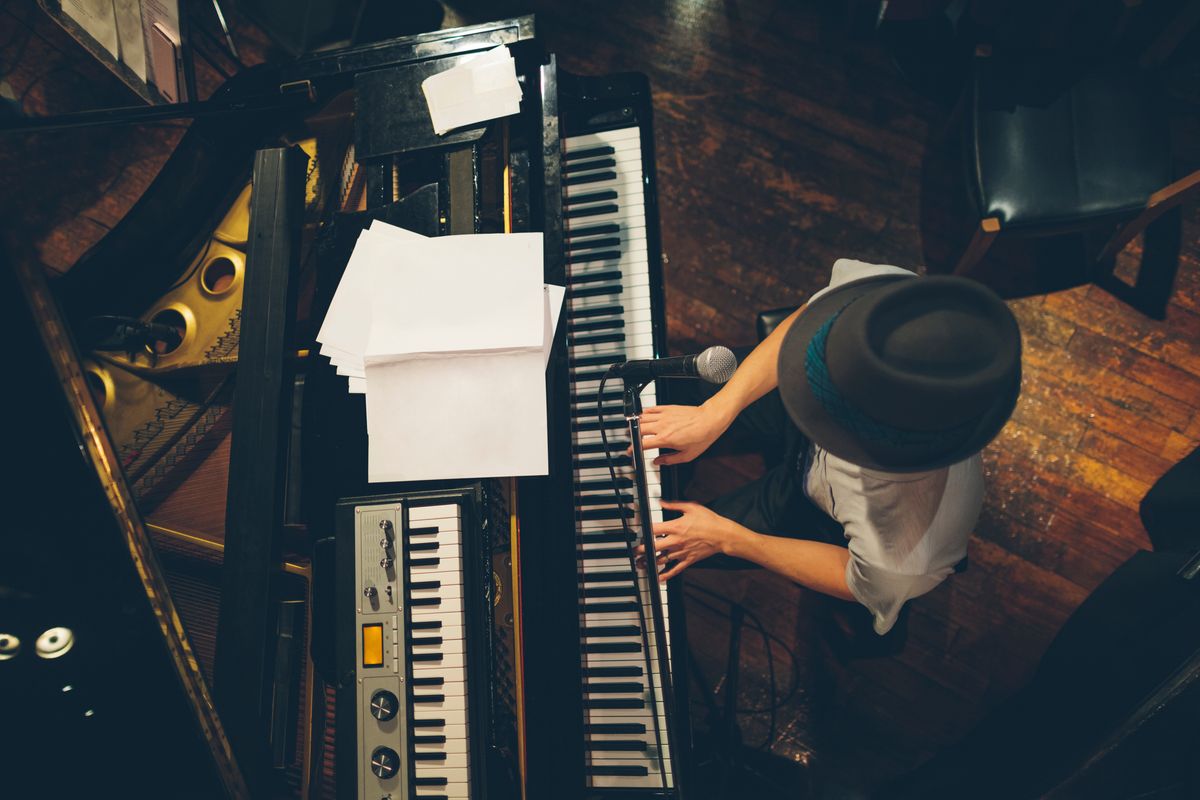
[636,500,739,582]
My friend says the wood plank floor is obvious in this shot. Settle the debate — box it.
[2,1,1198,796]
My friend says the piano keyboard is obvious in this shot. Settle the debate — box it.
[351,500,474,800]
[563,125,676,791]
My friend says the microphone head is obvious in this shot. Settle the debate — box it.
[697,346,737,384]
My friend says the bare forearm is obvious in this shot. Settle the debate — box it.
[724,522,854,601]
[704,305,806,424]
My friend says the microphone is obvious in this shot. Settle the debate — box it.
[609,346,737,384]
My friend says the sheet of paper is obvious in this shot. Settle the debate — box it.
[364,232,544,361]
[112,0,147,80]
[316,224,428,372]
[544,283,565,368]
[63,0,120,59]
[421,45,523,136]
[365,350,547,482]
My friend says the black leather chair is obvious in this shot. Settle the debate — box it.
[953,53,1200,306]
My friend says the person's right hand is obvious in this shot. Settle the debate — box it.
[639,402,733,466]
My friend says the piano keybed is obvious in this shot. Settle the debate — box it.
[564,126,677,791]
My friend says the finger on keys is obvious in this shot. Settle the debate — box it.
[660,558,691,582]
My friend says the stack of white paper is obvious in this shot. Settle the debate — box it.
[421,45,523,135]
[316,221,564,483]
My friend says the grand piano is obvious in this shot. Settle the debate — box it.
[7,15,690,800]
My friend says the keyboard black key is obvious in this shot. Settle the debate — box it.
[410,619,442,631]
[584,681,644,694]
[566,284,621,300]
[413,735,447,745]
[585,739,649,752]
[410,596,441,607]
[577,494,633,507]
[407,526,439,536]
[585,722,647,735]
[413,752,447,762]
[410,580,441,591]
[570,332,625,347]
[580,506,635,521]
[564,189,618,205]
[570,388,624,404]
[411,676,444,687]
[567,269,622,285]
[584,697,646,710]
[567,236,621,252]
[582,570,636,584]
[565,222,620,238]
[567,248,622,263]
[585,641,642,654]
[570,318,625,333]
[580,546,635,560]
[587,765,649,777]
[414,777,449,787]
[412,652,443,663]
[407,541,439,552]
[576,455,632,469]
[565,170,617,186]
[411,636,443,646]
[573,418,627,433]
[567,305,624,321]
[564,157,616,174]
[583,665,644,678]
[566,204,619,221]
[409,557,440,568]
[580,601,640,614]
[564,145,615,162]
[579,529,632,544]
[411,719,445,728]
[412,694,445,704]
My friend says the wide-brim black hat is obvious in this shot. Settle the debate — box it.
[777,274,1022,472]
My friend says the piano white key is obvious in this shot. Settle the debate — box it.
[407,505,460,522]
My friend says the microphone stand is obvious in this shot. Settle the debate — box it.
[623,377,686,797]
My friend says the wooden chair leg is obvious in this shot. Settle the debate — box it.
[954,217,1001,275]
[1098,169,1200,263]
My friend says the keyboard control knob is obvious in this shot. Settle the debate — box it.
[369,689,398,722]
[370,746,399,779]
[363,584,377,599]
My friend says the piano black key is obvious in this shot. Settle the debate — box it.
[571,332,625,348]
[564,145,615,162]
[412,653,443,663]
[413,752,447,762]
[413,735,447,745]
[580,601,640,614]
[565,170,617,186]
[570,318,625,334]
[574,444,630,459]
[409,619,441,630]
[412,694,445,704]
[565,222,621,239]
[582,570,636,584]
[581,546,635,561]
[566,284,621,300]
[410,580,441,591]
[407,541,439,552]
[585,740,649,752]
[410,597,441,607]
[582,585,638,599]
[411,676,444,687]
[567,269,622,285]
[579,528,632,543]
[584,681,644,694]
[584,697,647,710]
[411,719,445,728]
[407,526,438,536]
[587,765,650,777]
[583,665,644,678]
[409,557,440,568]
[564,156,617,174]
[576,455,632,469]
[584,625,642,638]
[577,495,633,509]
[585,641,642,654]
[566,204,619,221]
[567,305,624,321]
[414,777,449,787]
[567,236,621,252]
[564,189,618,205]
[411,636,443,646]
[585,722,648,735]
[567,248,623,263]
[579,506,635,521]
[573,418,627,433]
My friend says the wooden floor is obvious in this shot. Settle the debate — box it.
[3,1,1198,796]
